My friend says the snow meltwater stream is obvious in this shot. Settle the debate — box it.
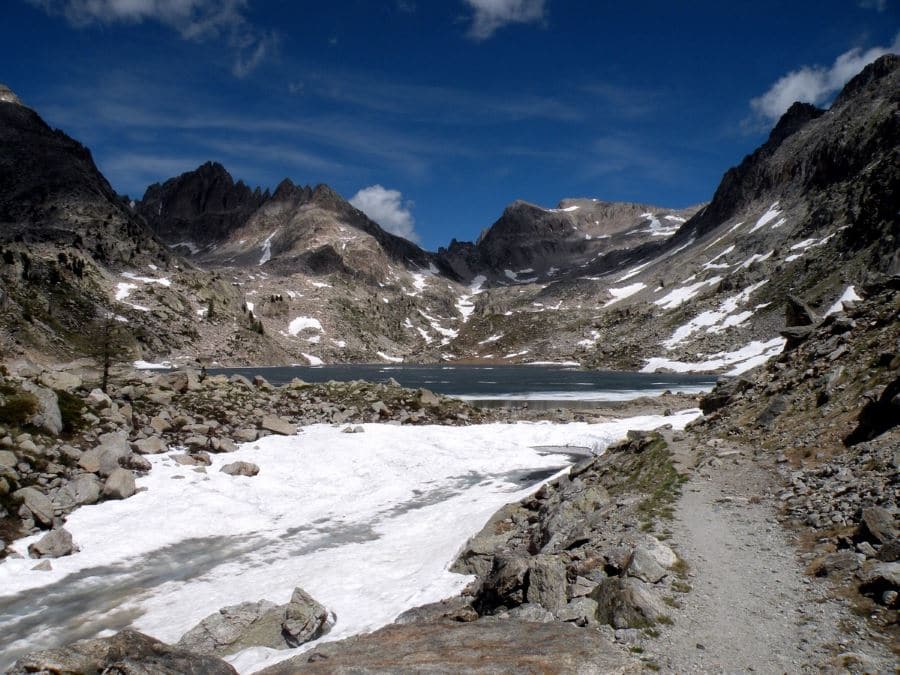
[1,413,700,672]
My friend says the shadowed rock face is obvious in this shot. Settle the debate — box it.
[257,619,638,674]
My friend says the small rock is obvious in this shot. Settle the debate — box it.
[221,462,260,477]
[14,487,54,528]
[132,436,167,455]
[260,415,295,436]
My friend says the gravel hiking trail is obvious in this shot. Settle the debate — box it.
[646,438,896,673]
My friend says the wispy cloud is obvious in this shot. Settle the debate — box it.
[350,185,419,242]
[858,0,887,11]
[27,0,276,77]
[749,32,900,121]
[463,0,546,41]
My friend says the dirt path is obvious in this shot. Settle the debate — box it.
[645,438,896,673]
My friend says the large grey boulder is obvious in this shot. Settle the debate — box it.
[281,587,334,647]
[103,468,136,500]
[526,555,568,615]
[260,415,295,436]
[38,369,82,391]
[592,577,669,629]
[55,474,101,510]
[80,431,132,477]
[10,629,237,674]
[155,369,201,393]
[626,547,667,583]
[177,587,333,657]
[28,527,76,558]
[0,449,17,468]
[20,381,62,435]
[14,486,54,527]
[859,506,897,545]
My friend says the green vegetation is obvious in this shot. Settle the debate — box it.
[55,389,87,434]
[0,384,39,427]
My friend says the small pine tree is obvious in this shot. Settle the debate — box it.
[86,312,131,392]
[206,297,215,321]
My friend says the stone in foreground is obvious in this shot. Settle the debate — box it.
[9,629,237,674]
[258,619,638,674]
[28,528,76,558]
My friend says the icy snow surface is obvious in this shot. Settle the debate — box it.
[376,351,403,363]
[301,353,324,366]
[0,413,696,672]
[641,337,786,375]
[259,230,278,266]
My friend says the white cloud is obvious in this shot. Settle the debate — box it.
[29,0,274,77]
[750,33,900,121]
[350,185,419,243]
[463,0,545,40]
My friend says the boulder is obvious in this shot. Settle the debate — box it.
[233,428,258,443]
[281,587,334,647]
[103,468,136,500]
[626,547,667,583]
[260,415,295,436]
[785,294,817,327]
[14,486,54,527]
[120,453,152,472]
[81,431,133,477]
[156,369,201,393]
[592,577,668,629]
[10,629,237,674]
[20,381,62,435]
[85,388,113,409]
[0,449,17,468]
[526,555,567,615]
[55,474,101,510]
[132,436,168,454]
[700,377,752,414]
[28,527,76,558]
[858,506,897,545]
[640,536,678,568]
[558,597,600,626]
[481,554,530,609]
[221,461,260,477]
[505,603,555,622]
[38,370,82,391]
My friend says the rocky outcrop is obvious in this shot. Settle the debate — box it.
[176,587,333,656]
[9,629,237,674]
[257,619,639,674]
[27,527,76,558]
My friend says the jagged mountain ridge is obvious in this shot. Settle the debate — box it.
[2,54,898,369]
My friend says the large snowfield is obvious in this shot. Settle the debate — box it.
[0,414,699,672]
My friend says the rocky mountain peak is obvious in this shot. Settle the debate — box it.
[832,53,900,109]
[764,101,824,151]
[0,83,22,106]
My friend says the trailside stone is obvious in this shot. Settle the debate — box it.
[505,603,555,622]
[221,461,260,477]
[10,629,237,674]
[20,381,62,435]
[28,528,76,558]
[626,547,667,583]
[38,370,82,391]
[156,369,201,393]
[558,596,600,626]
[281,587,334,647]
[260,415,295,436]
[177,600,283,656]
[641,536,678,568]
[102,468,136,500]
[526,555,567,615]
[592,577,668,629]
[14,487,54,527]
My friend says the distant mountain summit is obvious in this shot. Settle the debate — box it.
[0,84,22,106]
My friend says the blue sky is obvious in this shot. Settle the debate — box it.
[2,1,898,249]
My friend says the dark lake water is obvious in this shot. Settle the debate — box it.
[204,364,716,406]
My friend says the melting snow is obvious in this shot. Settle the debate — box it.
[654,277,723,311]
[288,317,323,335]
[642,337,785,375]
[737,250,773,270]
[478,334,504,345]
[376,351,403,363]
[302,353,324,366]
[616,260,654,283]
[825,286,862,316]
[665,215,687,223]
[122,272,171,287]
[663,280,768,348]
[748,202,781,234]
[259,230,278,266]
[604,282,646,307]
